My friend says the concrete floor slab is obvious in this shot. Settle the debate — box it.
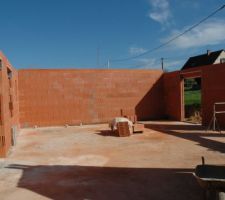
[0,121,225,200]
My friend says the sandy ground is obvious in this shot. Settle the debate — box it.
[0,121,225,200]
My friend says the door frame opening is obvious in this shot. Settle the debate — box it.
[180,70,202,124]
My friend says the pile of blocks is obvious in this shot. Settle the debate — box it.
[116,122,131,137]
[116,121,145,137]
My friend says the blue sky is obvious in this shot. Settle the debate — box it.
[0,0,225,70]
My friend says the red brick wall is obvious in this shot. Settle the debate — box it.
[163,71,182,121]
[201,63,225,128]
[0,52,19,157]
[18,69,164,127]
[0,51,223,158]
[164,63,225,128]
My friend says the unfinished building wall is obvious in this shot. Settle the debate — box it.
[0,52,19,157]
[18,69,165,127]
[202,63,225,128]
[163,63,225,128]
[163,71,182,121]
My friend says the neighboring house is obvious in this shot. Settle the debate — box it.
[181,49,225,70]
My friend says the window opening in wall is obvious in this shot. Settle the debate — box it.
[184,77,202,124]
[15,80,17,100]
[220,58,225,64]
[7,68,13,117]
[0,136,5,147]
[0,59,2,70]
[9,95,13,117]
[0,97,2,125]
[7,68,12,88]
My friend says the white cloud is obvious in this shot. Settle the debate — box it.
[162,19,225,49]
[164,59,184,71]
[132,58,160,69]
[133,57,183,71]
[129,47,147,55]
[148,0,172,24]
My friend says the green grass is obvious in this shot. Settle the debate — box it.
[184,90,201,106]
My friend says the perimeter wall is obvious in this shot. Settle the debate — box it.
[163,63,225,128]
[0,52,19,157]
[201,64,225,128]
[18,69,165,127]
[1,51,225,157]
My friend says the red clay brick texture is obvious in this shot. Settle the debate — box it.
[164,63,225,128]
[0,52,19,157]
[18,69,165,127]
[201,64,225,128]
[163,71,182,121]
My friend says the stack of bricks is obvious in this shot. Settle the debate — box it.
[116,122,131,137]
[133,123,145,133]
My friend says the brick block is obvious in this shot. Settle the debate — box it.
[117,122,131,137]
[133,123,144,133]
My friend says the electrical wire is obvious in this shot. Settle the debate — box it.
[110,4,225,63]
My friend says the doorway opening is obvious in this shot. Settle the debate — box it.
[184,77,202,124]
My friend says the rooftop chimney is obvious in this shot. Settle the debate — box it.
[207,50,211,56]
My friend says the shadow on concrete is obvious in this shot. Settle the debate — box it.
[133,130,143,134]
[145,122,225,154]
[135,76,165,121]
[7,164,201,200]
[95,130,119,137]
[95,129,143,137]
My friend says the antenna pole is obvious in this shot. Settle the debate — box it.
[107,59,110,69]
[161,58,164,71]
